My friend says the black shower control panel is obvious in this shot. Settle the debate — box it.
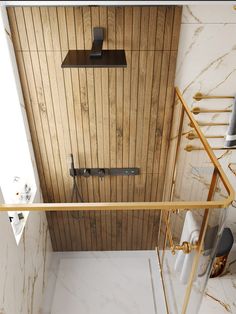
[70,168,140,178]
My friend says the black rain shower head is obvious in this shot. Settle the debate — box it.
[61,27,127,68]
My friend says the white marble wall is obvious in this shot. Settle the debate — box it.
[0,5,42,203]
[0,209,52,314]
[174,5,236,237]
[0,7,52,314]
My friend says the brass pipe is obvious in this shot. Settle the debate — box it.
[186,132,224,140]
[193,92,234,101]
[192,107,232,115]
[185,145,236,152]
[189,121,229,127]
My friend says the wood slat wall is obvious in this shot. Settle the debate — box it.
[8,6,182,251]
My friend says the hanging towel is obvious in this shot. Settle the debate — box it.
[225,96,236,147]
[174,211,200,285]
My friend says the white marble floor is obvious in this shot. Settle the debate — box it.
[41,249,236,314]
[41,251,166,314]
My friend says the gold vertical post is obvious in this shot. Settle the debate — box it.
[156,247,170,314]
[181,167,218,314]
[157,210,163,262]
[161,211,171,267]
[161,91,185,266]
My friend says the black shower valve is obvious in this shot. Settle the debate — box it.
[69,167,140,178]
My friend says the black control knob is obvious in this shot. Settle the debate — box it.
[83,169,90,177]
[98,168,105,177]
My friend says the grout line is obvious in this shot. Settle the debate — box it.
[149,258,158,314]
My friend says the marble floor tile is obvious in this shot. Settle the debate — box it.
[41,250,236,314]
[45,251,165,314]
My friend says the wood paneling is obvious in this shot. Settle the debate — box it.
[8,6,182,251]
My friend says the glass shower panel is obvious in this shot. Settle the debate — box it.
[159,207,227,314]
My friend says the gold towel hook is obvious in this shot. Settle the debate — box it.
[189,121,229,127]
[192,107,232,115]
[193,92,234,101]
[185,145,236,152]
[186,132,224,140]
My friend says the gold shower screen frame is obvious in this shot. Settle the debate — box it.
[0,88,234,314]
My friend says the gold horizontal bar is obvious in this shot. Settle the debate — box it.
[185,145,236,152]
[2,199,235,212]
[192,107,232,115]
[186,132,224,140]
[189,121,229,127]
[193,92,234,101]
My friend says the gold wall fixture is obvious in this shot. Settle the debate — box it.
[185,145,236,152]
[191,107,232,115]
[163,210,198,255]
[173,241,198,254]
[193,92,234,101]
[189,121,229,127]
[186,132,224,140]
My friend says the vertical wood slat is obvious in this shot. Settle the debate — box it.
[50,8,72,250]
[8,6,182,251]
[99,5,110,251]
[115,7,124,250]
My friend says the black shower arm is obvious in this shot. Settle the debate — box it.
[90,27,103,57]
